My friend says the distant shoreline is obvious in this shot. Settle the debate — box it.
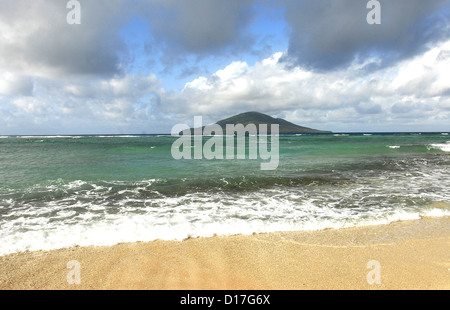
[1,131,449,137]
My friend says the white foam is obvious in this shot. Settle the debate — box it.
[2,169,450,256]
[2,185,450,256]
[429,143,450,152]
[388,145,400,149]
[64,180,88,189]
[19,135,71,139]
[55,210,77,219]
[95,135,141,138]
[2,201,449,257]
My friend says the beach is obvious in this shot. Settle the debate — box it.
[1,216,448,290]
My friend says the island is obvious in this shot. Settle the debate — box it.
[182,111,331,135]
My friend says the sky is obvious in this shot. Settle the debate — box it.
[0,0,450,135]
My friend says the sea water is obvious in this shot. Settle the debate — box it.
[0,133,449,255]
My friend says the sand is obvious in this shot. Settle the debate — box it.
[0,216,449,290]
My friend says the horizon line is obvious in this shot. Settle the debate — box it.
[1,131,449,137]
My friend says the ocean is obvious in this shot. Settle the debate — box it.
[0,133,449,255]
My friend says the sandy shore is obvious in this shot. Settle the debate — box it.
[1,216,449,290]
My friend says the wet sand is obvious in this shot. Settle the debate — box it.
[0,216,449,290]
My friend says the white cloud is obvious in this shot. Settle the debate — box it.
[2,38,449,134]
[0,73,164,134]
[390,44,450,97]
[163,39,450,132]
[0,73,33,96]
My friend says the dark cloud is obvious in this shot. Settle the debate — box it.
[0,0,259,78]
[281,0,450,71]
[143,0,255,52]
[137,0,256,68]
[0,0,130,78]
[2,0,448,78]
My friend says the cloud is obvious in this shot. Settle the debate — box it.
[161,39,450,131]
[0,0,130,78]
[1,0,449,134]
[53,73,162,120]
[0,0,262,81]
[280,0,450,71]
[0,0,261,132]
[0,0,171,134]
[138,0,256,60]
[0,73,33,96]
[0,73,164,134]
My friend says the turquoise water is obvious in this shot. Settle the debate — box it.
[0,133,449,255]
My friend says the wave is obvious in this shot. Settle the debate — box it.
[17,135,150,139]
[1,164,450,256]
[16,135,86,139]
[19,135,70,139]
[1,190,448,256]
[428,142,450,152]
[93,135,143,138]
